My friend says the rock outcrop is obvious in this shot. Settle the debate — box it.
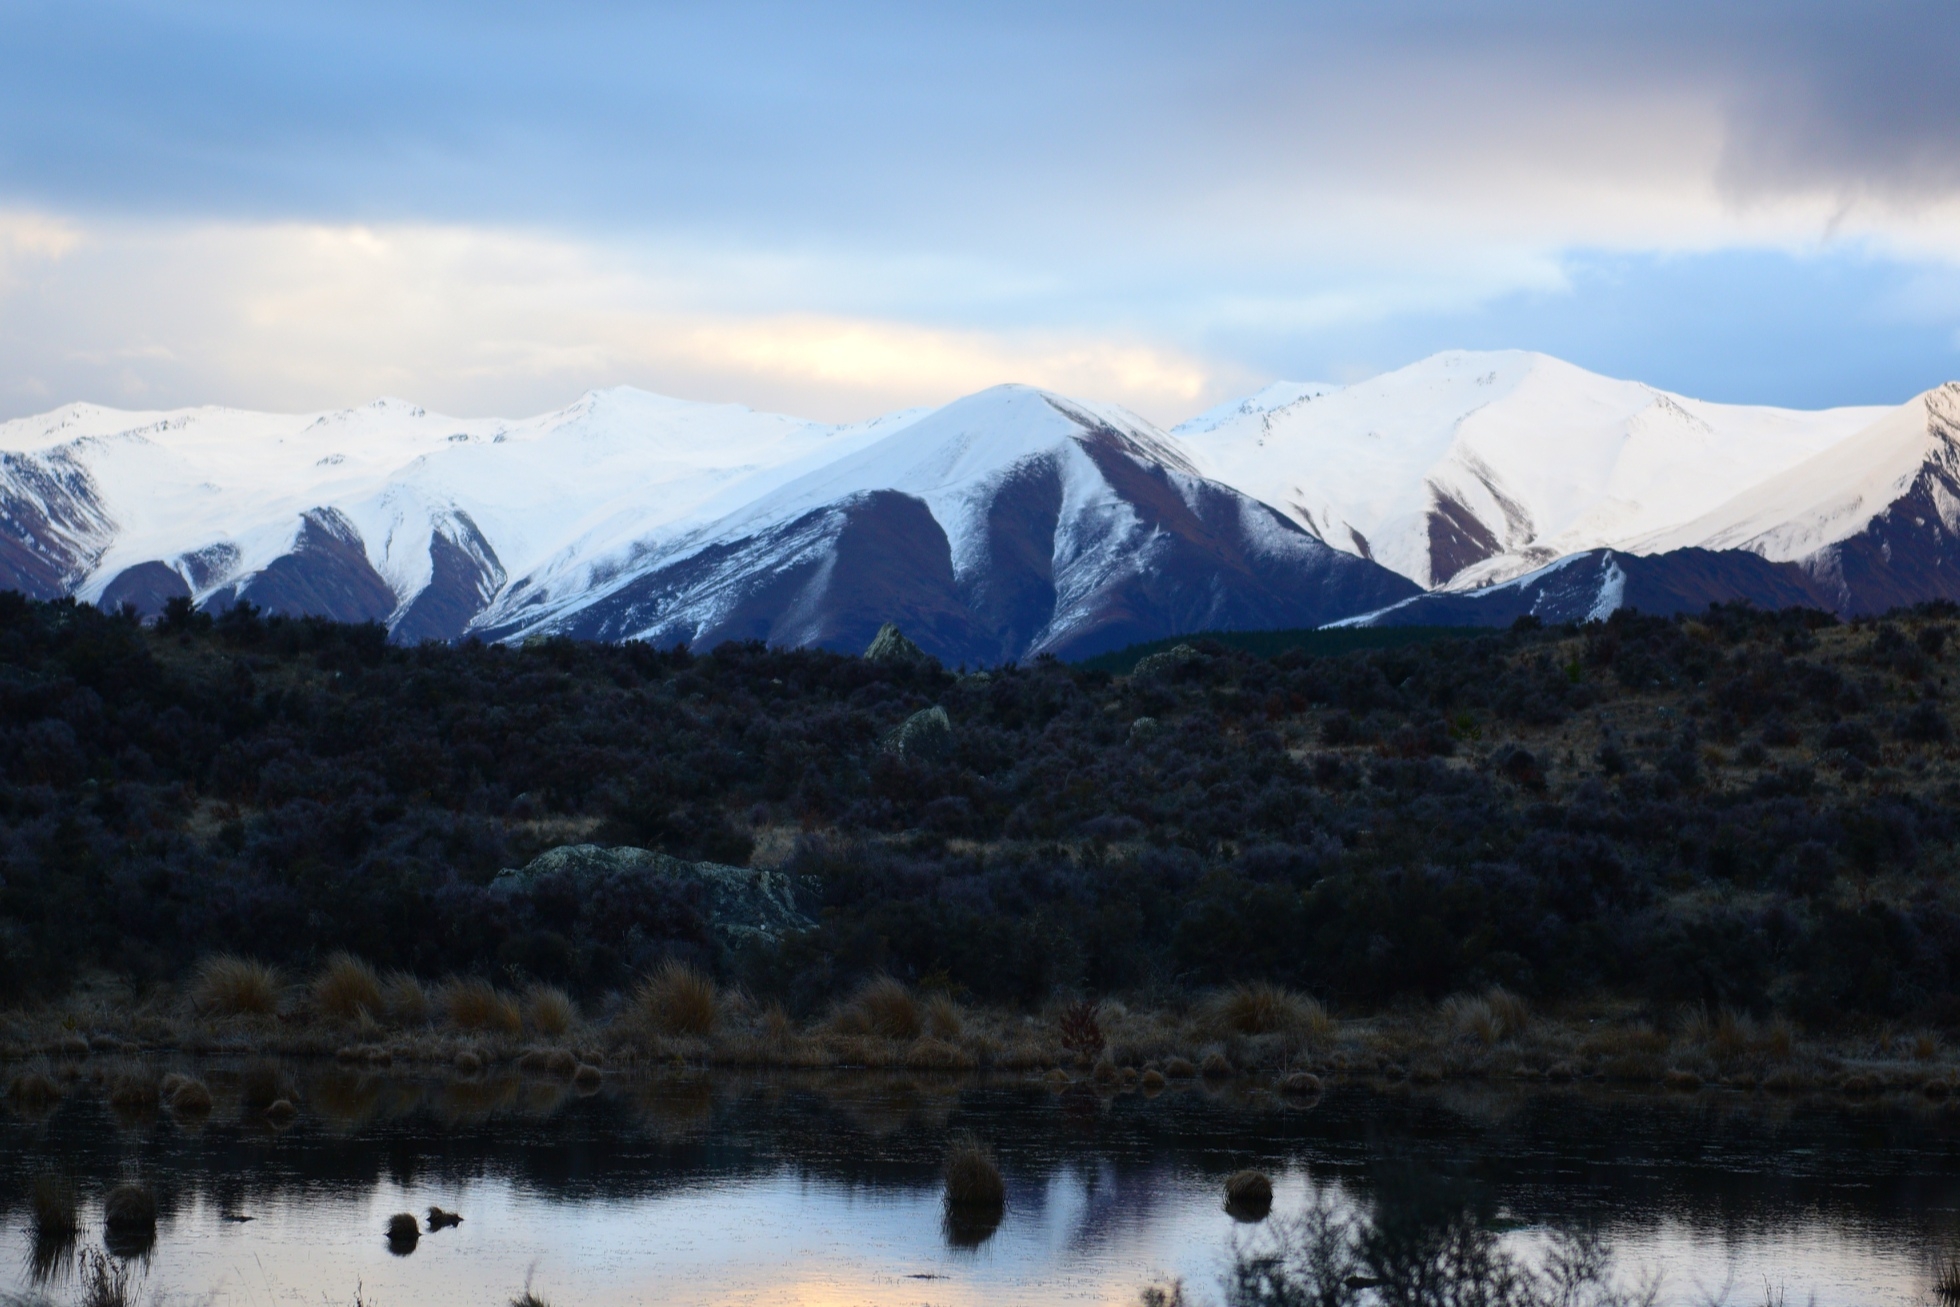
[489,844,809,949]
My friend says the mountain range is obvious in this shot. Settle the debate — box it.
[3,349,1957,660]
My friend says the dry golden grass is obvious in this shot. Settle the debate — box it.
[1443,987,1530,1044]
[524,985,578,1037]
[943,1135,1004,1208]
[312,953,384,1023]
[636,961,719,1036]
[849,976,924,1040]
[438,978,524,1036]
[381,971,432,1026]
[925,993,964,1040]
[192,955,283,1017]
[1208,982,1333,1039]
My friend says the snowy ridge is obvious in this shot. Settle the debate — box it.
[1174,351,1888,589]
[5,351,1959,657]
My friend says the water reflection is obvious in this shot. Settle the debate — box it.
[0,1068,1950,1304]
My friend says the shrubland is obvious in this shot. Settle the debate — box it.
[0,592,1958,1045]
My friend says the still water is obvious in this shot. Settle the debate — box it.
[3,1067,1959,1306]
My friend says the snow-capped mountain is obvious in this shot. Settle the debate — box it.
[1173,351,1887,590]
[5,390,913,640]
[473,384,1417,661]
[1633,382,1960,614]
[0,383,1414,662]
[6,352,1959,659]
[1330,548,1835,629]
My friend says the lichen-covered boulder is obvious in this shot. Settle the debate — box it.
[864,622,929,665]
[885,705,954,760]
[1130,643,1201,680]
[489,844,810,949]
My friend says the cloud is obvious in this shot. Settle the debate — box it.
[0,215,1239,422]
[2,2,1958,417]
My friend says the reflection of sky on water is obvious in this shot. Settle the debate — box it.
[0,1165,1943,1306]
[2,1079,1959,1306]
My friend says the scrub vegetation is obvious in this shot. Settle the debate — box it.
[1,593,1959,1085]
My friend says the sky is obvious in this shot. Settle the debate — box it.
[1,0,1959,425]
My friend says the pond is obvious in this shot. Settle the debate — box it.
[2,1067,1958,1306]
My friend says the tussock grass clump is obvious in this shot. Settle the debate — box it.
[193,955,283,1017]
[1224,1169,1273,1219]
[1209,983,1332,1039]
[30,1173,78,1241]
[313,953,385,1022]
[1200,1052,1234,1079]
[106,1066,159,1112]
[438,978,524,1036]
[8,1068,62,1113]
[524,985,578,1036]
[1443,987,1530,1044]
[386,1212,420,1246]
[943,1135,1005,1209]
[103,1182,156,1230]
[384,972,432,1026]
[167,1074,212,1116]
[1164,1057,1197,1079]
[849,976,923,1040]
[238,1061,295,1113]
[1139,1068,1167,1091]
[636,961,719,1037]
[1934,1253,1960,1301]
[925,993,964,1040]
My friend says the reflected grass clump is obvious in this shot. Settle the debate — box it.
[943,1134,1005,1209]
[27,1172,78,1280]
[76,1246,134,1307]
[942,1136,1006,1255]
[1224,1170,1273,1223]
[385,1212,420,1254]
[1222,1184,1655,1307]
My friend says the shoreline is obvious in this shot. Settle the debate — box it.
[8,967,1960,1109]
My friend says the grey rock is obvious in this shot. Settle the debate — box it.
[864,622,929,664]
[885,705,954,760]
[1131,643,1201,680]
[1128,716,1161,744]
[489,844,810,948]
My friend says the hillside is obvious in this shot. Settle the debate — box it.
[2,595,1957,1026]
